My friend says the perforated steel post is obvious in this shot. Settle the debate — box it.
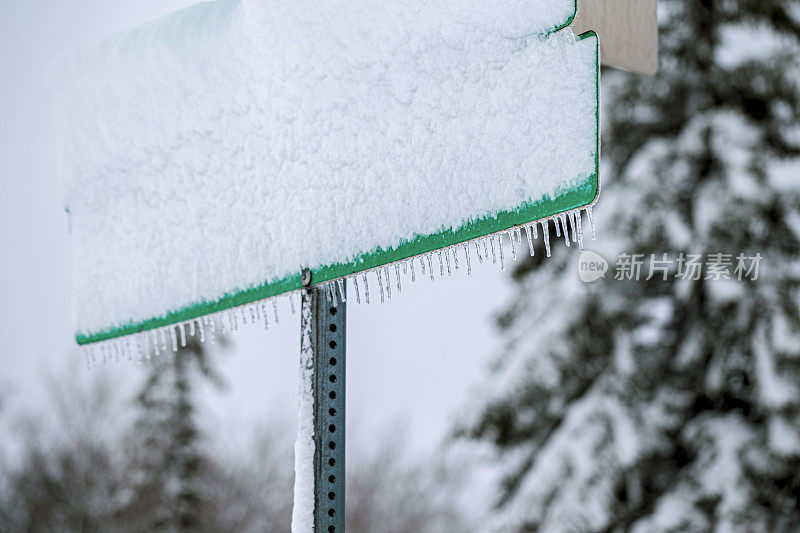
[301,272,346,532]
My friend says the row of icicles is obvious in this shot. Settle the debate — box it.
[82,205,595,368]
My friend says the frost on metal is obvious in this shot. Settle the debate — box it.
[53,0,598,344]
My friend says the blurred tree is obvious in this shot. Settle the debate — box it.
[345,428,469,533]
[117,335,226,531]
[461,0,800,531]
[0,372,132,531]
[0,356,468,532]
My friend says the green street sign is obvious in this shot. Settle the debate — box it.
[52,0,599,350]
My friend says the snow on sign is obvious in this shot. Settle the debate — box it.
[52,0,600,350]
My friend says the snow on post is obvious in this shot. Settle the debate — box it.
[292,289,316,531]
[52,0,600,354]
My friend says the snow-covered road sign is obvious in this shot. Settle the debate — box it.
[53,0,600,349]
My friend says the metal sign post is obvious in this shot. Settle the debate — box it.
[301,271,346,532]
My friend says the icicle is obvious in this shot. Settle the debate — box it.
[362,272,371,304]
[560,213,570,246]
[532,222,538,240]
[395,263,402,293]
[576,211,584,250]
[427,253,435,281]
[151,331,160,356]
[452,247,459,270]
[585,205,596,240]
[272,299,280,324]
[134,335,141,364]
[464,244,472,276]
[137,336,144,365]
[288,293,296,314]
[498,234,505,270]
[142,334,150,363]
[353,275,362,304]
[145,333,153,360]
[402,260,408,275]
[126,337,133,361]
[410,258,416,282]
[384,266,392,299]
[261,301,270,330]
[241,307,248,325]
[553,217,561,237]
[483,238,490,262]
[474,240,483,263]
[509,230,517,261]
[376,268,385,304]
[337,278,347,302]
[232,308,240,330]
[490,236,497,264]
[255,302,262,321]
[437,250,445,277]
[189,320,196,337]
[208,316,217,343]
[160,328,168,351]
[170,327,178,352]
[250,304,257,324]
[179,323,187,347]
[444,249,452,276]
[328,282,337,306]
[569,212,578,243]
[220,312,229,334]
[542,220,551,257]
[525,224,535,256]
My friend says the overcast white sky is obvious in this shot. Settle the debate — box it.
[0,0,514,454]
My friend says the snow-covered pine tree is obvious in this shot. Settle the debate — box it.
[119,335,225,531]
[461,1,800,530]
